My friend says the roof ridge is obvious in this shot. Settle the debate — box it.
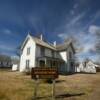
[32,35,56,46]
[30,34,73,51]
[31,35,56,50]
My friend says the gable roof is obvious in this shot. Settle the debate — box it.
[20,34,75,52]
[56,40,71,50]
[84,60,98,67]
[32,36,75,52]
[56,41,75,53]
[32,36,56,50]
[20,34,30,50]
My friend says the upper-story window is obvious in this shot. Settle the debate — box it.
[27,47,30,55]
[52,50,55,58]
[69,51,72,59]
[40,47,45,56]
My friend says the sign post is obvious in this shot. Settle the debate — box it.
[33,79,38,100]
[31,67,58,100]
[52,79,55,100]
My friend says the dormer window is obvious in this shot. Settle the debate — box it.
[27,47,30,55]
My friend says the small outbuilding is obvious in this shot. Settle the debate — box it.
[11,56,19,71]
[76,60,98,73]
[12,64,18,71]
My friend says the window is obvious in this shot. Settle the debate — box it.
[39,60,45,67]
[84,62,87,68]
[40,47,45,56]
[69,52,72,59]
[52,61,56,67]
[27,47,30,55]
[52,50,55,57]
[26,60,30,69]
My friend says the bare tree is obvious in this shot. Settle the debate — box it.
[0,55,11,62]
[0,54,12,67]
[64,35,83,53]
[64,35,83,66]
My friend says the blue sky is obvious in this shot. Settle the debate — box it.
[0,0,100,61]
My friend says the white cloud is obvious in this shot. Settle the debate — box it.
[55,9,98,61]
[58,30,96,61]
[78,33,96,51]
[0,29,13,35]
[89,25,100,34]
[82,43,95,53]
[58,33,68,39]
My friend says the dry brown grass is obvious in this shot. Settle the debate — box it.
[0,69,100,100]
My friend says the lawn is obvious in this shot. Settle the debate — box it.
[0,69,100,100]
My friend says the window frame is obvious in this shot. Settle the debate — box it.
[52,50,55,58]
[27,47,30,55]
[40,46,45,56]
[26,60,30,69]
[69,51,72,59]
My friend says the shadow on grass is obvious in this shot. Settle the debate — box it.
[56,80,65,83]
[31,93,85,100]
[40,79,66,84]
[56,93,85,98]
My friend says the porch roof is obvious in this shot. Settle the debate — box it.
[36,56,64,62]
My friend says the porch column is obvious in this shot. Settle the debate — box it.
[51,60,53,68]
[38,60,40,67]
[45,58,47,67]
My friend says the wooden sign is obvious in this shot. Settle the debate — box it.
[31,67,58,100]
[31,67,58,79]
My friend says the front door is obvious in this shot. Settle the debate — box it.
[39,60,45,67]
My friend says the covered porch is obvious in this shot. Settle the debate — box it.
[36,56,64,69]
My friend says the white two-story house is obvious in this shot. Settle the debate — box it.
[19,34,75,74]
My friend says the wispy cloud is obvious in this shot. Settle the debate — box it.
[58,25,96,61]
[1,29,12,35]
[0,41,16,53]
[92,11,100,23]
[89,25,100,34]
[83,11,100,30]
[0,42,16,51]
[73,3,79,9]
[0,28,20,37]
[0,45,14,51]
[66,12,86,28]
